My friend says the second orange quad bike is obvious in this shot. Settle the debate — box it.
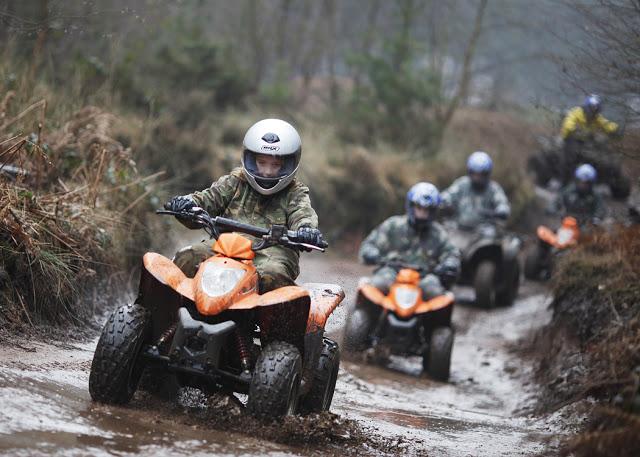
[524,216,580,281]
[89,207,344,418]
[342,262,455,381]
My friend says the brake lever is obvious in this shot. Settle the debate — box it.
[288,241,326,252]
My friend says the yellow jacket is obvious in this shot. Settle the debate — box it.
[561,106,618,139]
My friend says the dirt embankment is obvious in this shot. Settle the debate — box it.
[0,105,157,338]
[522,225,640,456]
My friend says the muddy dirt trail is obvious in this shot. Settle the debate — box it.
[0,255,565,456]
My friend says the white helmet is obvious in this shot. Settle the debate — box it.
[242,119,302,195]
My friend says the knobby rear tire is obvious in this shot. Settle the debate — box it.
[300,337,340,414]
[474,261,497,309]
[343,306,373,352]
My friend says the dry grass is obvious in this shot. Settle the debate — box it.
[0,102,157,330]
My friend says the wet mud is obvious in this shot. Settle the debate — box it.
[0,255,567,456]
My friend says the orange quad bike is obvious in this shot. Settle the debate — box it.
[524,216,580,281]
[342,262,455,381]
[89,207,344,418]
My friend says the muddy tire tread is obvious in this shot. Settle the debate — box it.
[524,244,544,280]
[248,341,301,418]
[343,307,372,352]
[300,337,340,414]
[424,326,454,382]
[89,304,150,404]
[474,261,496,309]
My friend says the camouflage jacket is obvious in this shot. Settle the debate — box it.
[549,183,605,224]
[359,215,460,273]
[187,167,318,273]
[441,176,511,229]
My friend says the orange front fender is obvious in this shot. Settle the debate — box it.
[143,252,195,301]
[414,292,455,314]
[537,225,557,247]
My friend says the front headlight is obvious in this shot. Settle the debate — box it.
[201,263,246,297]
[393,286,420,309]
[557,228,574,245]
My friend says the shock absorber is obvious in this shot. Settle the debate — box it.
[156,323,177,353]
[235,328,252,374]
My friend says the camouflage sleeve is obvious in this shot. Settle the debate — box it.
[436,231,461,272]
[440,178,462,209]
[593,193,606,221]
[491,183,511,218]
[190,173,239,216]
[547,189,566,216]
[286,183,318,231]
[358,218,393,265]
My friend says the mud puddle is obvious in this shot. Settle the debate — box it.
[0,255,564,456]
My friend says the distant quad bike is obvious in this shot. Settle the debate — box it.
[528,135,630,200]
[89,207,344,418]
[343,262,455,381]
[449,223,522,309]
[524,216,580,281]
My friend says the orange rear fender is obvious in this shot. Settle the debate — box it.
[304,283,345,333]
[143,252,195,301]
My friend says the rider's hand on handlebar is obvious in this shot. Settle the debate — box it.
[164,195,196,213]
[296,227,326,250]
[434,261,459,288]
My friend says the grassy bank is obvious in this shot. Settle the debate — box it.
[0,103,158,335]
[529,225,640,456]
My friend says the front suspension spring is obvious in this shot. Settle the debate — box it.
[235,329,252,372]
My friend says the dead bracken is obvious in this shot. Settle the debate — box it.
[0,102,157,334]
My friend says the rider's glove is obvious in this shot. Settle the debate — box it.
[480,208,508,221]
[360,246,381,265]
[296,227,324,247]
[434,260,460,288]
[164,195,196,213]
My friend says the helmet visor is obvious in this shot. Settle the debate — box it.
[243,150,300,189]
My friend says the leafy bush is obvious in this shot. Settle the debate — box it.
[338,42,442,152]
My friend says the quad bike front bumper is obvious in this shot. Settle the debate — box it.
[141,307,250,391]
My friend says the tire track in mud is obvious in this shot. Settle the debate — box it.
[0,254,565,456]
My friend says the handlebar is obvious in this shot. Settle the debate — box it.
[157,208,328,252]
[380,260,428,273]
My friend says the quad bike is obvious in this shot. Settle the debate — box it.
[89,207,344,418]
[528,135,630,199]
[449,222,521,309]
[343,262,455,381]
[524,216,580,281]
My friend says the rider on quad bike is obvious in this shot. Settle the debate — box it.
[358,182,461,302]
[89,119,343,419]
[441,151,511,229]
[167,119,323,292]
[345,182,460,380]
[561,94,619,146]
[530,95,629,199]
[548,163,606,227]
[524,164,603,281]
[440,152,521,308]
